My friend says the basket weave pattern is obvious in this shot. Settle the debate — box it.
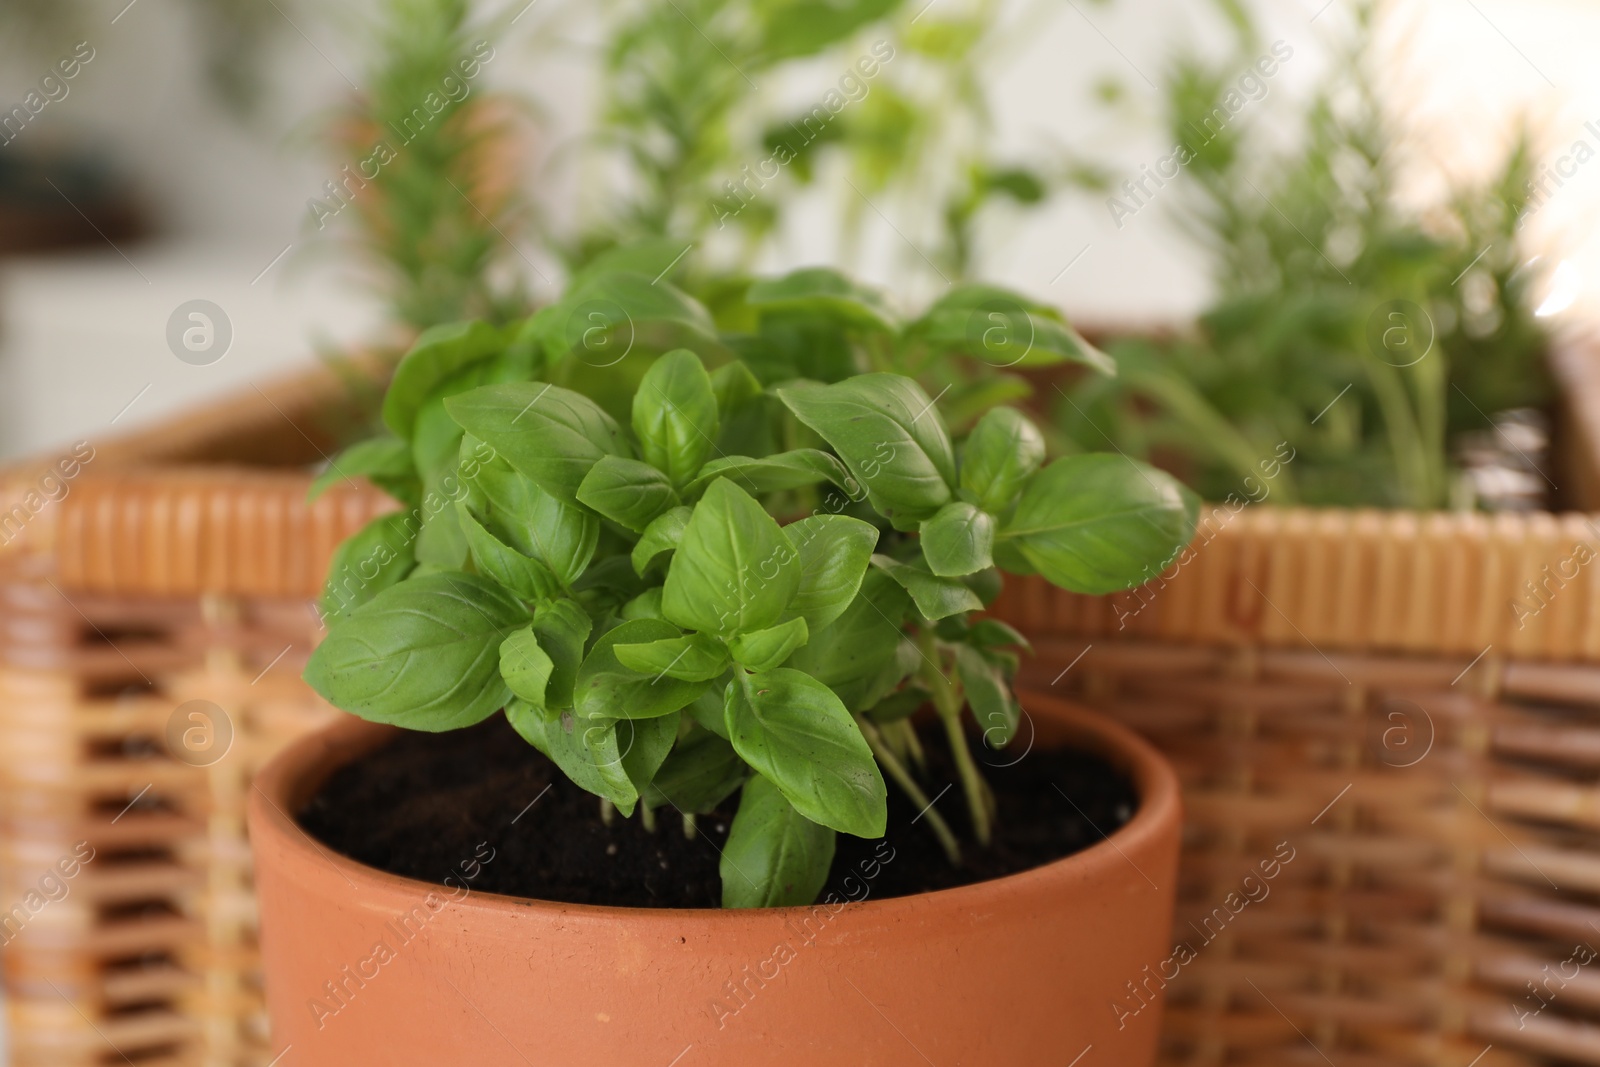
[0,370,392,1067]
[997,506,1600,1066]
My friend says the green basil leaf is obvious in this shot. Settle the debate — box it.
[746,267,898,333]
[781,514,879,630]
[941,374,1035,430]
[382,320,507,440]
[621,587,666,621]
[445,382,630,505]
[614,632,731,682]
[864,685,929,724]
[308,436,418,505]
[576,455,680,533]
[906,284,1114,373]
[532,599,592,709]
[662,479,799,637]
[541,271,719,364]
[642,728,746,814]
[710,359,764,413]
[918,501,995,577]
[576,618,710,721]
[721,775,837,909]
[725,668,886,838]
[955,644,1018,747]
[533,710,640,815]
[1001,455,1198,594]
[573,556,647,618]
[570,238,696,290]
[620,712,681,796]
[967,618,1032,654]
[459,441,598,587]
[728,617,809,672]
[500,627,555,712]
[962,566,1004,606]
[685,450,857,499]
[778,375,955,525]
[505,697,552,757]
[318,512,419,624]
[870,554,983,620]
[782,569,910,712]
[458,504,563,601]
[632,506,692,577]
[960,407,1046,513]
[304,572,529,731]
[633,348,719,489]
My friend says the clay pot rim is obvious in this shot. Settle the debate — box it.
[250,688,1179,922]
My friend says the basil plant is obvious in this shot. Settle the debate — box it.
[304,270,1197,909]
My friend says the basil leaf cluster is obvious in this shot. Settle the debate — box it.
[306,264,1197,908]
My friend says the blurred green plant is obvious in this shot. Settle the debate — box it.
[567,0,1070,288]
[322,0,533,332]
[1063,1,1550,510]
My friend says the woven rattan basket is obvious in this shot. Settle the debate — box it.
[0,366,392,1067]
[989,325,1600,1066]
[3,329,1600,1067]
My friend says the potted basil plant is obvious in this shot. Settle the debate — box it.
[250,272,1197,1067]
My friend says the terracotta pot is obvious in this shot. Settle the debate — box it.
[249,692,1182,1066]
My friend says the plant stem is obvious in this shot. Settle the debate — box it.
[600,799,615,827]
[640,803,657,833]
[857,716,961,865]
[682,813,697,840]
[916,630,994,846]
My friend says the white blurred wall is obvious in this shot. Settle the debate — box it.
[0,0,1587,465]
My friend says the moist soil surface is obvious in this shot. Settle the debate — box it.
[299,714,1138,909]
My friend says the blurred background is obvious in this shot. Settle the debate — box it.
[0,0,1592,470]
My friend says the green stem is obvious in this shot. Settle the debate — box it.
[682,813,697,840]
[640,802,658,833]
[916,630,994,846]
[857,716,961,865]
[600,799,615,827]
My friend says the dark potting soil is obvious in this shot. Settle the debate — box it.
[298,714,1138,909]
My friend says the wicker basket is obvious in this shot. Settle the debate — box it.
[3,328,1600,1067]
[0,366,391,1067]
[990,324,1600,1066]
